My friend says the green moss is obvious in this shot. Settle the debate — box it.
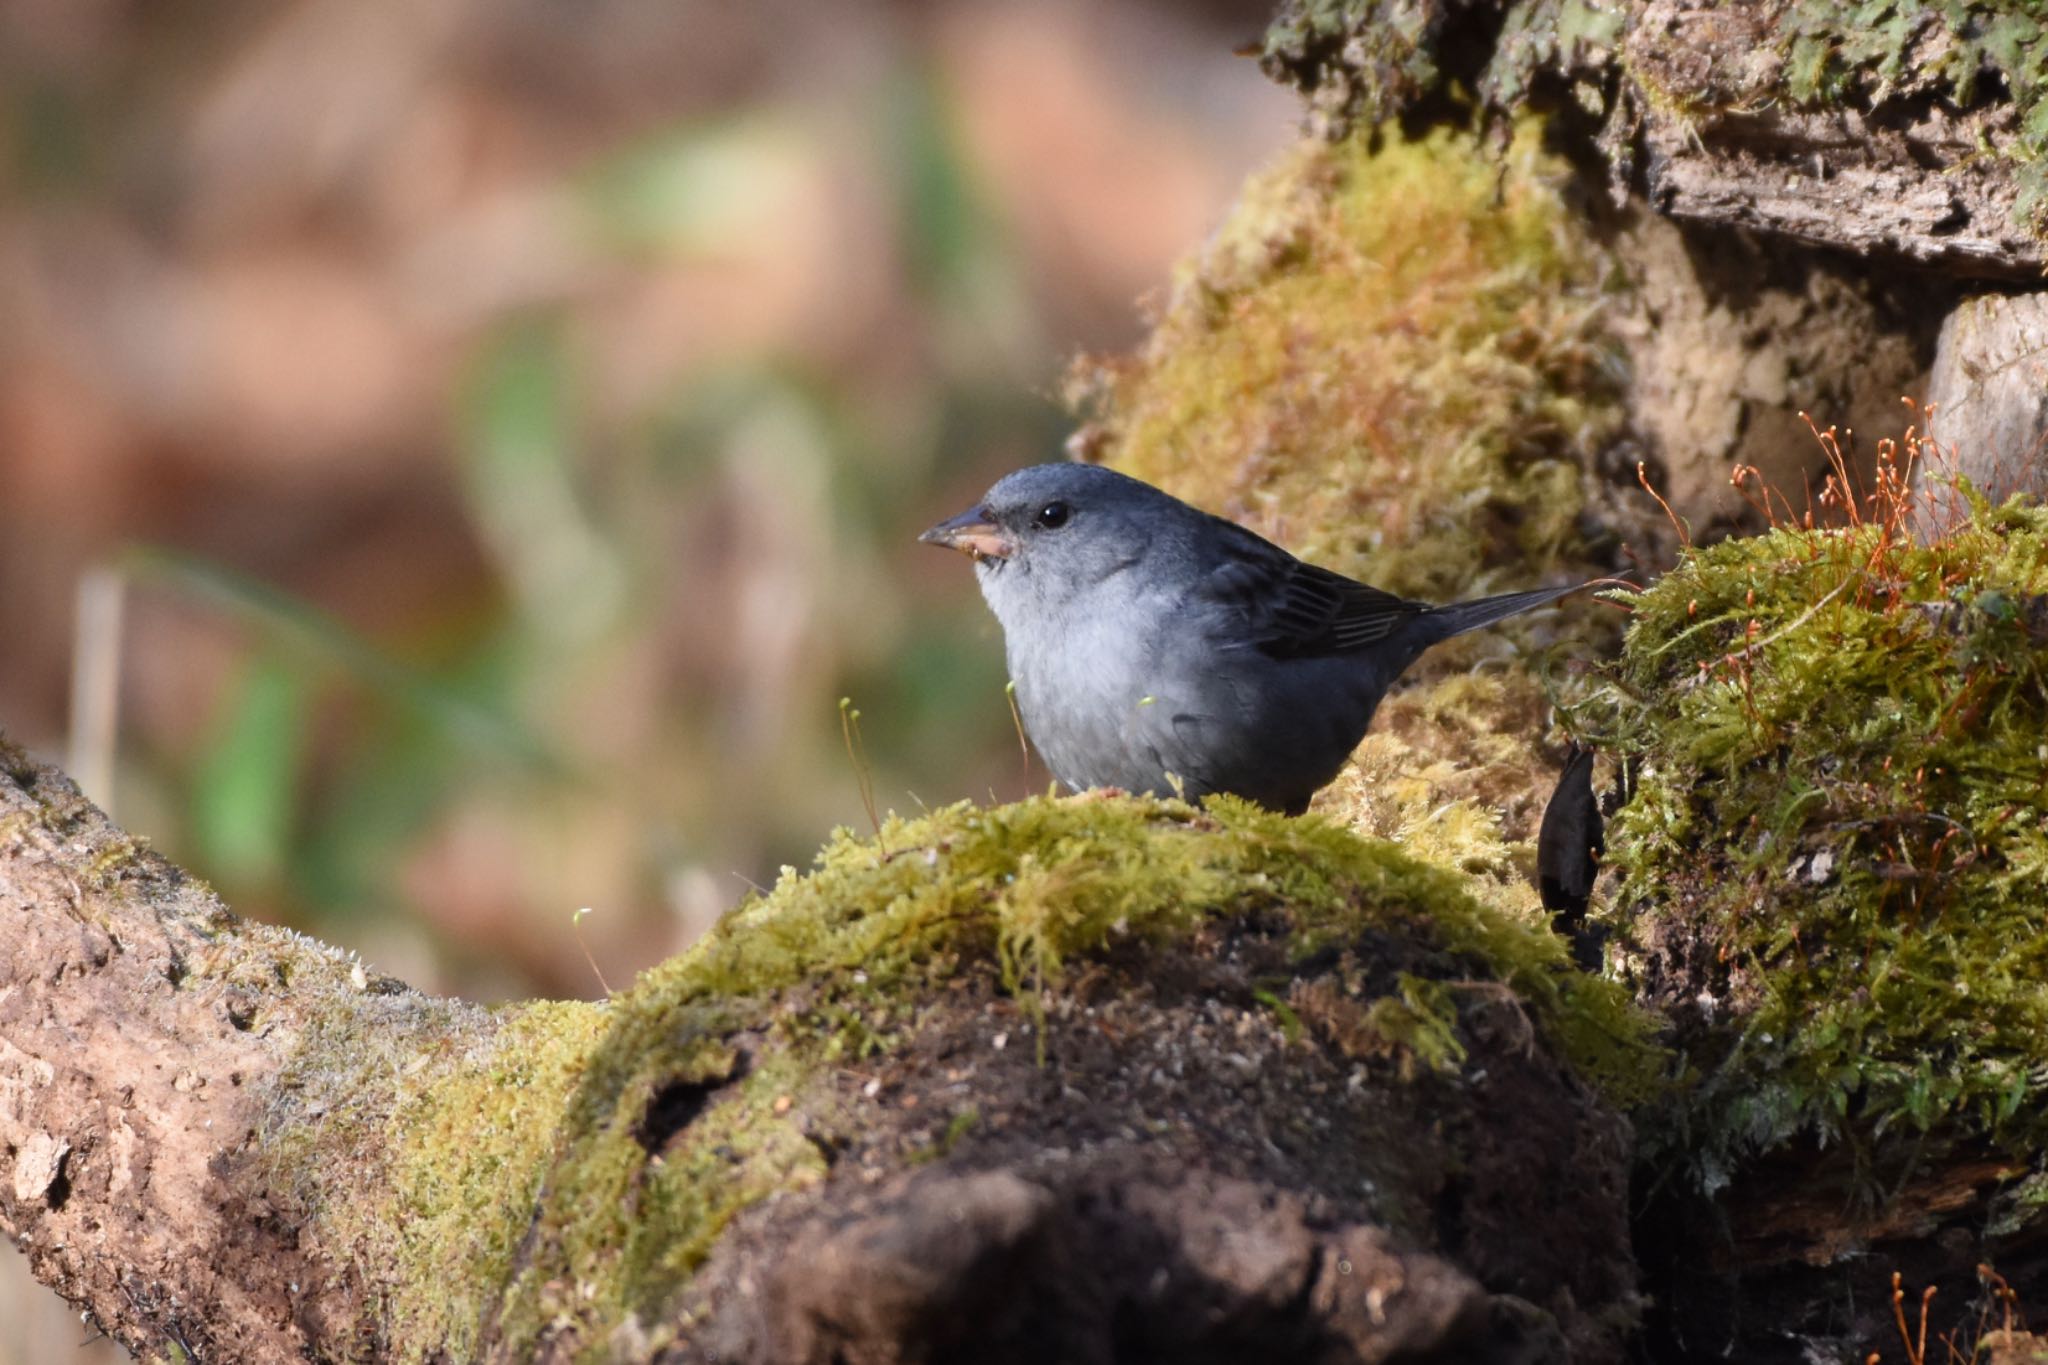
[1072,121,1622,603]
[255,994,497,1353]
[1363,973,1470,1075]
[382,1000,611,1356]
[267,794,1656,1358]
[1574,495,2048,1186]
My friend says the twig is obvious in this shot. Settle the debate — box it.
[571,907,613,996]
[1004,681,1032,787]
[69,566,126,816]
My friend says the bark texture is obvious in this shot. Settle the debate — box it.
[1616,12,2044,280]
[0,742,461,1357]
[1264,0,2046,285]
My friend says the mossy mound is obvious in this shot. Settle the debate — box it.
[1577,495,2048,1188]
[1069,121,1623,604]
[292,793,1657,1358]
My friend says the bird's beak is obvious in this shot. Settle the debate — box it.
[918,506,1015,562]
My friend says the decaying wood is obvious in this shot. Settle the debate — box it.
[1624,101,2043,282]
[1921,292,2048,530]
[0,741,1646,1363]
[0,742,486,1358]
[694,1165,1545,1365]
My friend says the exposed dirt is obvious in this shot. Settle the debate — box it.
[1601,209,1945,535]
[654,923,1636,1365]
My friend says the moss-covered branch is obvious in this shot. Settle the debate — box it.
[1,739,1659,1361]
[0,738,486,1358]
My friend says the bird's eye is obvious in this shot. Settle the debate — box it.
[1034,501,1071,530]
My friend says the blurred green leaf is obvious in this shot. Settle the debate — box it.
[122,545,560,773]
[190,655,304,888]
[891,68,987,299]
[582,115,813,255]
[459,323,625,639]
[468,321,566,481]
[884,66,1035,371]
[296,711,472,920]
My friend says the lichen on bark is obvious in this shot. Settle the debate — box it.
[1260,0,2048,269]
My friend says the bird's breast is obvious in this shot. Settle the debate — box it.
[1005,596,1178,795]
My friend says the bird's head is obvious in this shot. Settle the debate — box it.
[919,463,1184,613]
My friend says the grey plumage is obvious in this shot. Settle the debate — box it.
[921,463,1587,815]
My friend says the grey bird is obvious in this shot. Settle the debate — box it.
[921,463,1587,815]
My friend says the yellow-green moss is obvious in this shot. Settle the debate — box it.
[381,1000,611,1357]
[268,793,1657,1358]
[1073,120,1621,602]
[1573,495,2048,1186]
[247,964,605,1359]
[1315,666,1574,922]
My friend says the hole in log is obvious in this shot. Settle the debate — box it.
[635,1049,751,1154]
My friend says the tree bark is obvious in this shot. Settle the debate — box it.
[0,739,463,1356]
[1921,291,2048,532]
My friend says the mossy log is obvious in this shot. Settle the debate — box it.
[0,742,1653,1362]
[10,8,2047,1362]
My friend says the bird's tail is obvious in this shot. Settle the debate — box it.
[1417,582,1587,644]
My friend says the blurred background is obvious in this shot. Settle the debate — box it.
[0,0,1293,1355]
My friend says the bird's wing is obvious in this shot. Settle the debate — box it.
[1197,520,1428,659]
